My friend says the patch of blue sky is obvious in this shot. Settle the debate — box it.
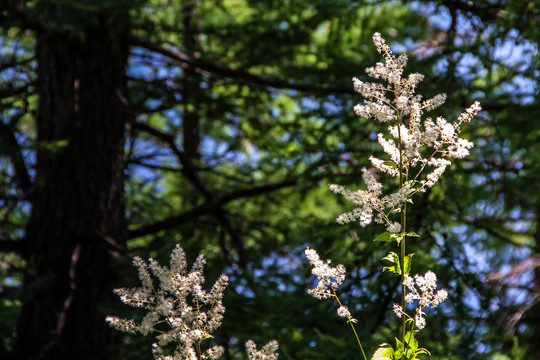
[411,1,538,106]
[128,48,185,102]
[300,96,319,111]
[0,32,34,59]
[163,107,183,129]
[201,137,260,168]
[228,252,302,296]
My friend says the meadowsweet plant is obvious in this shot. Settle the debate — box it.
[305,33,481,360]
[106,244,279,360]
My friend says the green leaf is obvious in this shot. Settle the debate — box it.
[382,252,414,275]
[381,252,399,264]
[416,348,431,357]
[392,233,404,245]
[374,232,392,242]
[404,331,418,352]
[382,252,401,274]
[405,231,420,237]
[394,338,404,359]
[391,231,419,246]
[371,343,394,360]
[403,253,414,275]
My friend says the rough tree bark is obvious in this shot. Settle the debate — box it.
[13,7,129,360]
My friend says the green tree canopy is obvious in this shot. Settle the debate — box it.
[0,0,538,359]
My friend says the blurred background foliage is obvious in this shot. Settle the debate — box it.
[0,0,539,359]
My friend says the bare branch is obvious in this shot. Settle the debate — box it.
[131,121,212,199]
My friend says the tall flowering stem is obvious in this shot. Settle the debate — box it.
[309,32,481,359]
[334,289,367,360]
[394,78,408,344]
[304,248,368,360]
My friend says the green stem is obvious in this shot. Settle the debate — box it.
[349,320,368,360]
[196,340,202,359]
[396,113,407,358]
[400,205,407,356]
[333,290,367,360]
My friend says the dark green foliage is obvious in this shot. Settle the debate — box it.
[0,0,538,359]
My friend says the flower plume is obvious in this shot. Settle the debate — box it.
[106,244,228,360]
[331,32,481,228]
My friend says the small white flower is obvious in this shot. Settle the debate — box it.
[337,305,351,318]
[305,248,346,299]
[246,340,279,360]
[386,222,401,233]
[395,96,408,110]
[457,101,482,123]
[398,270,448,330]
[392,303,403,318]
[415,313,427,330]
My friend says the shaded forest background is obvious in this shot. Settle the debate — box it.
[0,0,539,359]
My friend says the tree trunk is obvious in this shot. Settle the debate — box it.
[14,10,129,360]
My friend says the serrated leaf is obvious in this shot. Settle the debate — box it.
[382,252,401,274]
[391,233,405,245]
[405,231,420,237]
[403,253,414,275]
[371,343,394,360]
[374,232,392,242]
[404,331,418,352]
[383,264,400,274]
[394,338,404,358]
[381,252,398,263]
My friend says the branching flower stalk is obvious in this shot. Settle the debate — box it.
[305,247,367,360]
[106,244,279,360]
[306,32,481,359]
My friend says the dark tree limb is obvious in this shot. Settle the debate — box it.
[129,34,354,94]
[0,57,33,72]
[131,121,212,199]
[0,116,32,193]
[439,204,540,252]
[128,179,297,239]
[0,81,36,101]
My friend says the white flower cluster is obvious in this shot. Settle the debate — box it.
[332,32,481,228]
[106,244,229,360]
[245,340,279,360]
[392,270,448,330]
[336,305,352,319]
[304,247,346,299]
[330,169,412,228]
